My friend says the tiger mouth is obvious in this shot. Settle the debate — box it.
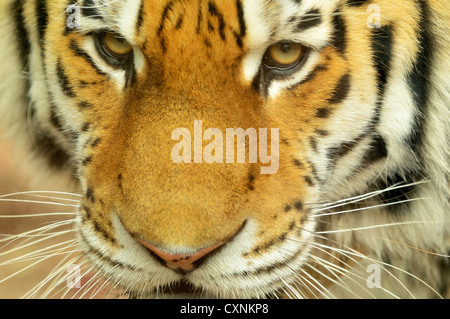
[127,281,204,298]
[161,281,203,296]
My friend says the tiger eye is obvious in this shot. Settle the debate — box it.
[268,42,303,67]
[103,33,133,56]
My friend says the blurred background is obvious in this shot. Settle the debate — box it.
[0,129,90,298]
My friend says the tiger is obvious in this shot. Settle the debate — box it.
[0,0,448,299]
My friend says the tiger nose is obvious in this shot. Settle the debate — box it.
[138,241,222,272]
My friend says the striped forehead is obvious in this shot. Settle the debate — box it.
[78,0,341,43]
[77,0,341,89]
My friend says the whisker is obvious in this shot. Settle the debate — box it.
[0,198,79,208]
[0,191,82,199]
[1,248,81,267]
[309,241,422,298]
[315,220,446,234]
[23,249,83,299]
[0,212,75,219]
[0,239,78,286]
[280,277,303,299]
[300,230,417,298]
[370,236,450,258]
[88,274,114,299]
[0,238,77,267]
[89,275,113,299]
[297,268,332,299]
[313,197,430,218]
[41,258,90,299]
[307,250,379,298]
[69,265,98,299]
[0,220,74,249]
[308,181,428,210]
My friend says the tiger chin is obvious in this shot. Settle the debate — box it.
[0,0,448,299]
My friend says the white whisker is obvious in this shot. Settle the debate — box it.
[0,212,75,219]
[0,198,79,207]
[313,197,430,218]
[23,250,83,299]
[309,181,428,211]
[316,220,446,234]
[0,238,77,267]
[0,221,74,250]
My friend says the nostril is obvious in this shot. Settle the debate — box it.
[138,240,223,272]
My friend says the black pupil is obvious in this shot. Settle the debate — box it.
[280,43,291,53]
[116,37,126,44]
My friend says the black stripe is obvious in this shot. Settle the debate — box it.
[298,64,328,86]
[12,0,33,125]
[327,133,366,167]
[175,15,184,29]
[294,201,303,212]
[309,137,318,152]
[136,1,145,33]
[158,1,175,35]
[86,188,95,203]
[307,160,321,184]
[91,138,101,148]
[81,0,103,20]
[315,129,329,137]
[304,175,314,187]
[69,40,108,77]
[238,234,307,278]
[316,107,331,119]
[80,232,134,269]
[347,0,370,6]
[33,130,71,170]
[50,102,64,132]
[236,0,246,37]
[233,0,246,48]
[371,25,394,96]
[330,11,346,55]
[405,0,433,154]
[125,65,137,88]
[360,134,388,167]
[157,1,175,53]
[208,1,226,41]
[12,0,31,72]
[247,172,255,191]
[327,74,350,104]
[56,59,76,97]
[92,219,117,245]
[36,0,48,45]
[79,101,94,108]
[82,156,92,166]
[295,9,322,31]
[293,158,304,168]
[196,0,203,34]
[81,123,91,132]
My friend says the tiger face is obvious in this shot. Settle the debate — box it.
[3,0,449,298]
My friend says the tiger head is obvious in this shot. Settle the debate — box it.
[5,0,444,298]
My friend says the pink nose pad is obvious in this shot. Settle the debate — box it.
[138,240,222,271]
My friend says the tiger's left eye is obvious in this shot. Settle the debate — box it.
[95,32,133,67]
[103,33,133,56]
[264,42,305,69]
